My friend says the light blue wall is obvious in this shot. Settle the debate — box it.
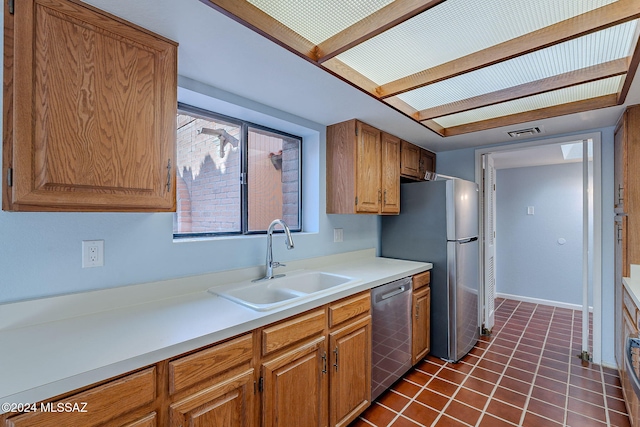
[495,163,586,305]
[0,78,378,304]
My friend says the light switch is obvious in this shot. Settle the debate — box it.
[527,206,534,215]
[333,228,343,242]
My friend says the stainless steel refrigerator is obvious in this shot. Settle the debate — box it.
[380,178,480,362]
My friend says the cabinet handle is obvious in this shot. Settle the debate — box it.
[322,351,327,374]
[378,189,382,203]
[416,303,420,319]
[384,190,387,205]
[166,159,172,192]
[333,347,339,371]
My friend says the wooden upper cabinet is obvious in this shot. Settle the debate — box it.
[381,133,400,214]
[400,140,420,178]
[3,0,178,211]
[614,111,627,212]
[401,140,436,181]
[419,149,437,179]
[355,122,382,214]
[326,119,400,215]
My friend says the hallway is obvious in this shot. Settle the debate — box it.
[351,299,629,427]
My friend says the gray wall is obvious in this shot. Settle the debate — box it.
[496,162,587,305]
[0,78,378,304]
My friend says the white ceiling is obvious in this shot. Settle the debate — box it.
[81,0,640,152]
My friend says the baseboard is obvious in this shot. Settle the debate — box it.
[497,293,594,313]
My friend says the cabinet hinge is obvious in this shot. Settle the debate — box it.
[6,167,13,187]
[8,0,14,15]
[240,172,247,185]
[258,377,264,392]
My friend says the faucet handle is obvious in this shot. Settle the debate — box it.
[272,262,285,269]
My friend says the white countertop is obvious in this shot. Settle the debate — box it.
[624,264,640,308]
[0,249,431,410]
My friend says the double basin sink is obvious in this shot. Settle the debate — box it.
[210,270,362,311]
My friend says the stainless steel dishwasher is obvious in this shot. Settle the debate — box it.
[371,276,413,400]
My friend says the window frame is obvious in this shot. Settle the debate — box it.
[174,103,303,239]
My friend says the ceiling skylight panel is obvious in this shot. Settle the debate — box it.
[336,0,618,85]
[431,76,623,128]
[246,0,393,45]
[395,21,637,111]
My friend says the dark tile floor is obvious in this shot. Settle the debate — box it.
[351,298,630,427]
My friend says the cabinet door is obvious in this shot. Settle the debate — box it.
[329,316,371,427]
[8,0,177,211]
[262,337,328,427]
[412,287,431,365]
[381,133,400,215]
[622,308,639,425]
[355,122,381,213]
[400,141,420,178]
[614,115,627,212]
[419,149,436,179]
[169,370,255,427]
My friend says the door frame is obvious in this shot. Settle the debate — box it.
[474,131,603,364]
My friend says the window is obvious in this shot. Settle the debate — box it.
[174,104,302,237]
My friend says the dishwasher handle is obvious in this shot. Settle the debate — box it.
[379,285,410,301]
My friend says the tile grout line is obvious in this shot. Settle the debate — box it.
[505,303,553,426]
[473,300,539,426]
[382,362,448,427]
[600,363,612,426]
[562,307,575,426]
[426,298,521,426]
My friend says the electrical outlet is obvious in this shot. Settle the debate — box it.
[82,240,104,268]
[333,228,343,242]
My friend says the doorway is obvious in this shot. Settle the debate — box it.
[475,132,603,364]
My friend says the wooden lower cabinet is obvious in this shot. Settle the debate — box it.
[412,286,431,365]
[261,337,328,427]
[4,291,377,427]
[169,369,255,427]
[5,368,156,427]
[411,271,431,365]
[329,316,372,427]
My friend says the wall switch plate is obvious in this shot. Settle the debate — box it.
[527,206,535,215]
[82,240,104,268]
[333,228,343,242]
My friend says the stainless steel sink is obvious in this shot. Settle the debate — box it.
[210,270,360,311]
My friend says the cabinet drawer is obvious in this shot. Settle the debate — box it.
[413,271,431,291]
[122,413,157,427]
[329,292,370,328]
[7,367,156,427]
[169,333,253,394]
[262,309,325,356]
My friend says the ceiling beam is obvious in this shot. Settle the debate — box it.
[376,0,640,98]
[383,96,420,119]
[439,94,618,137]
[321,58,379,95]
[618,22,640,104]
[199,0,317,59]
[315,0,446,63]
[416,58,629,121]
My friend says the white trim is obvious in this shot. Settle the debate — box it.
[475,131,603,365]
[497,292,594,313]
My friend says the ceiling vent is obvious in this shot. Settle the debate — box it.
[507,127,542,138]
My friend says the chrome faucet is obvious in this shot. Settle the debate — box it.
[253,219,294,282]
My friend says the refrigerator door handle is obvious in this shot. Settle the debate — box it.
[457,237,478,244]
